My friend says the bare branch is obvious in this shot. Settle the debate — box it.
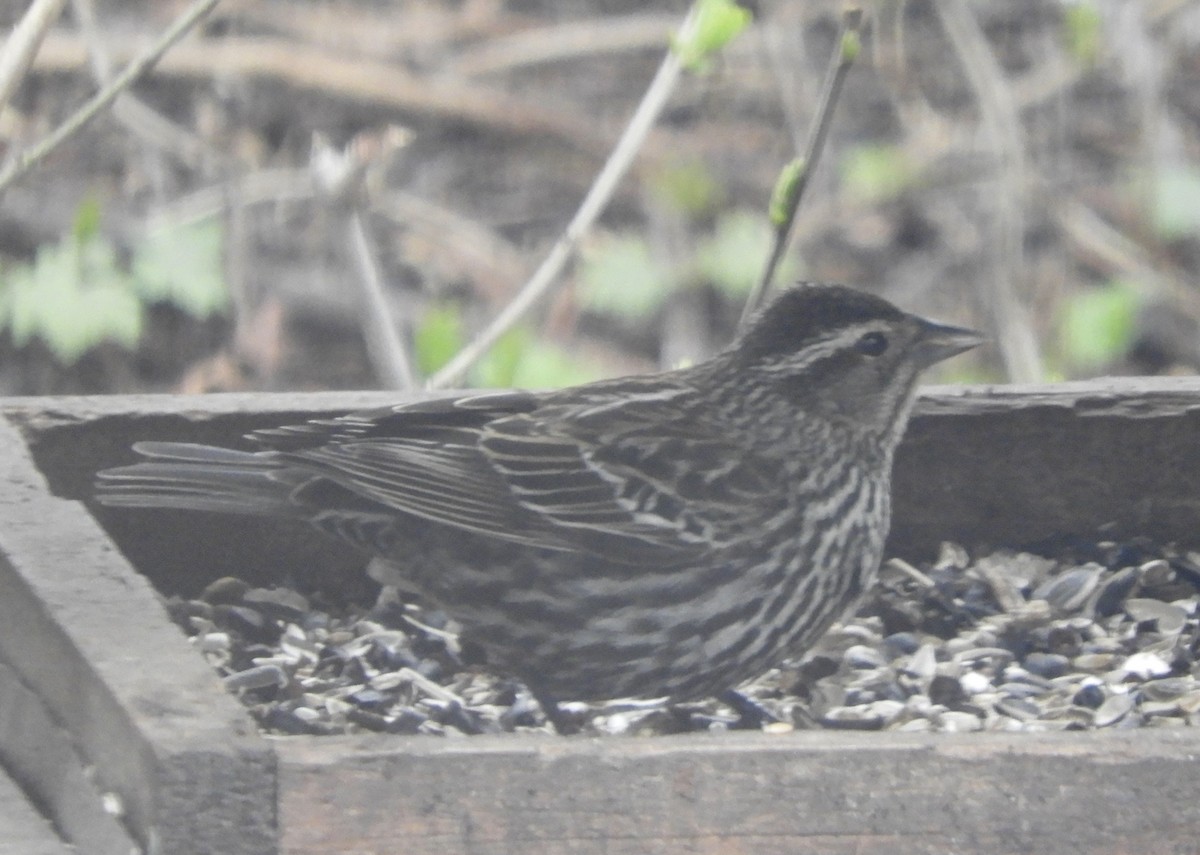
[69,0,221,168]
[740,7,862,326]
[0,0,221,197]
[934,0,1041,382]
[348,210,416,391]
[426,4,702,390]
[0,0,67,119]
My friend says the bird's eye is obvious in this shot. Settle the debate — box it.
[855,331,889,357]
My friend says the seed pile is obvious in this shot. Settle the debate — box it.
[170,538,1200,736]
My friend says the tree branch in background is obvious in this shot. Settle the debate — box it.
[740,6,862,327]
[311,130,417,391]
[935,0,1042,382]
[426,0,742,390]
[0,0,67,119]
[348,210,416,390]
[0,0,221,198]
[69,0,222,169]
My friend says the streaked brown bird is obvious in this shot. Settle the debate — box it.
[96,283,980,729]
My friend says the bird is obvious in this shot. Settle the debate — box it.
[96,283,981,731]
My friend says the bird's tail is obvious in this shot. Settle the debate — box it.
[94,442,302,517]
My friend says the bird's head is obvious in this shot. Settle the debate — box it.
[729,283,982,441]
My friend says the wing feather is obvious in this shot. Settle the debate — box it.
[206,382,785,564]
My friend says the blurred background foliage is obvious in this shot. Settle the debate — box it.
[2,0,1200,395]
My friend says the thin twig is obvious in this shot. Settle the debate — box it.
[452,14,677,77]
[740,7,863,326]
[348,210,416,390]
[146,169,531,304]
[758,4,817,151]
[0,0,66,118]
[310,130,416,390]
[1053,198,1200,318]
[372,192,531,301]
[934,0,1041,382]
[145,167,317,228]
[0,0,221,197]
[69,0,220,169]
[31,30,632,162]
[426,4,701,389]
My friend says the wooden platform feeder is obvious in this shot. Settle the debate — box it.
[1,379,1199,855]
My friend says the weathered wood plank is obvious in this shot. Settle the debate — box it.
[12,378,1200,574]
[0,663,133,854]
[893,378,1200,554]
[0,751,74,855]
[0,418,275,855]
[275,729,1200,855]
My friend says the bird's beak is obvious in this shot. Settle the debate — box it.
[913,318,985,368]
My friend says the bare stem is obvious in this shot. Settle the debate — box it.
[740,7,862,326]
[0,0,221,197]
[426,4,701,390]
[0,0,67,119]
[69,0,219,167]
[934,0,1041,382]
[348,210,416,390]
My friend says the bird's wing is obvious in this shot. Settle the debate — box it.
[487,386,786,559]
[271,391,565,550]
[278,386,783,565]
[250,390,543,449]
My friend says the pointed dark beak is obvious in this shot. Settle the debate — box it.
[913,318,984,368]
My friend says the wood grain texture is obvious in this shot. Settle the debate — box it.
[894,378,1200,555]
[0,417,274,855]
[276,728,1200,855]
[0,718,77,855]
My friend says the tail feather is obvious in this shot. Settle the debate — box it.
[94,442,301,517]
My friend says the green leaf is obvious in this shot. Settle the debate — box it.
[2,236,143,362]
[1059,281,1138,370]
[579,234,672,320]
[472,326,531,388]
[6,239,81,348]
[841,145,915,203]
[42,283,143,362]
[464,324,602,389]
[768,158,805,227]
[1063,2,1102,66]
[414,303,465,375]
[132,220,227,317]
[0,197,207,363]
[1150,164,1200,240]
[1,197,153,363]
[508,339,600,388]
[841,28,861,62]
[3,259,46,348]
[673,0,752,71]
[72,195,103,242]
